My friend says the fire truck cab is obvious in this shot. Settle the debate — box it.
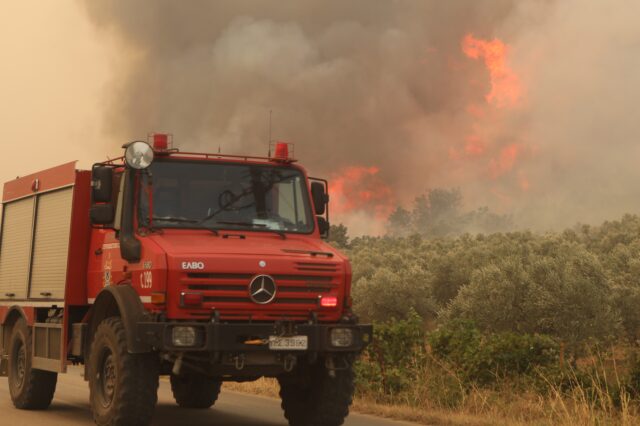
[0,135,371,426]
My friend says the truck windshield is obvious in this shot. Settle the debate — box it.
[139,160,314,234]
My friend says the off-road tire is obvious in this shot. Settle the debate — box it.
[88,317,159,426]
[170,373,222,409]
[8,318,58,409]
[278,358,355,426]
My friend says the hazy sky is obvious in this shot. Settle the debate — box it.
[0,1,115,186]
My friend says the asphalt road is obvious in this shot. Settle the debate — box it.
[0,368,419,426]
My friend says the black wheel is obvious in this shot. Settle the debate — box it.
[278,357,355,426]
[170,373,222,409]
[8,318,57,409]
[88,317,159,426]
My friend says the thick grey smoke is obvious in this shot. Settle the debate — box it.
[83,1,640,234]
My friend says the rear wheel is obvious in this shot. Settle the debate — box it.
[170,373,222,409]
[8,318,58,409]
[88,317,159,426]
[278,357,354,426]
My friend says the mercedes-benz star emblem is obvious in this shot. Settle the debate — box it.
[249,275,277,304]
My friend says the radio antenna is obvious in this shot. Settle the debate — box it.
[267,109,273,157]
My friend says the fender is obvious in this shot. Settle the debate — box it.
[86,284,152,355]
[0,305,35,326]
[0,306,35,377]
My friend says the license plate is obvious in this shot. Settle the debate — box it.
[268,335,308,350]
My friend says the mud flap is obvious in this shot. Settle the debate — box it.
[0,354,7,377]
[0,326,6,376]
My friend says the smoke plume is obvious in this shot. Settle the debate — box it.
[82,0,640,235]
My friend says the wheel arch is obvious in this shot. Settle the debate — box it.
[1,306,35,377]
[1,307,33,358]
[85,285,151,359]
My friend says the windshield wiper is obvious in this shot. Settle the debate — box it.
[197,191,256,224]
[198,173,297,225]
[153,216,199,224]
[214,221,286,240]
[152,217,220,235]
[215,220,267,227]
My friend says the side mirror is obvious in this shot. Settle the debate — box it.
[120,235,141,263]
[90,204,115,225]
[311,182,328,215]
[317,216,330,239]
[92,166,113,203]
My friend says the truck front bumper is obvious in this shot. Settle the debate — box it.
[136,321,373,354]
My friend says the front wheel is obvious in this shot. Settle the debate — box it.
[278,357,355,426]
[8,318,57,409]
[170,373,222,409]
[88,317,159,426]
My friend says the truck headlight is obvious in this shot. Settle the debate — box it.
[124,141,154,170]
[172,326,198,347]
[330,328,354,347]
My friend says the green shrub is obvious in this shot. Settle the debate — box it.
[356,309,425,397]
[429,320,559,385]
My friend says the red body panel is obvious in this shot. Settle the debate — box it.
[65,171,92,306]
[1,165,90,373]
[3,161,76,202]
[150,230,345,321]
[86,230,168,307]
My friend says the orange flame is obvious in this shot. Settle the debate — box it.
[488,143,521,178]
[329,166,395,219]
[462,34,522,108]
[455,34,532,194]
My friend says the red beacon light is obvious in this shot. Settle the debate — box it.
[148,133,173,152]
[275,142,288,159]
[271,141,294,162]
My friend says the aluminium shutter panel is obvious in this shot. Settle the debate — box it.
[29,188,73,299]
[0,197,35,299]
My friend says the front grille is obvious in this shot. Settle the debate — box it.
[187,284,246,291]
[203,296,314,305]
[295,261,339,273]
[187,273,252,280]
[182,269,340,308]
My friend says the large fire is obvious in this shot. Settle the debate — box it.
[329,34,529,229]
[462,34,523,108]
[329,166,395,219]
[459,34,530,198]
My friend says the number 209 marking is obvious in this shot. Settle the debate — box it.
[140,271,153,289]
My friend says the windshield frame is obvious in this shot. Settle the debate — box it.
[137,158,316,236]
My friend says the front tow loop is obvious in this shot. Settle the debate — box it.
[234,354,245,370]
[283,354,297,372]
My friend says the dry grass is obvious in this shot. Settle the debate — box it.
[224,374,640,426]
[224,377,280,399]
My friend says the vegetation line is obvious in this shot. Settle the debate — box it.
[323,212,640,425]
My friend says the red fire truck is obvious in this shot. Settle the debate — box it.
[0,135,371,426]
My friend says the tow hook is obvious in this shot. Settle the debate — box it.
[326,356,336,378]
[172,353,184,375]
[283,354,296,372]
[210,309,220,324]
[234,354,245,370]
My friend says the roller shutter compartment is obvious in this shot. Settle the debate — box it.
[0,197,35,299]
[29,188,73,299]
